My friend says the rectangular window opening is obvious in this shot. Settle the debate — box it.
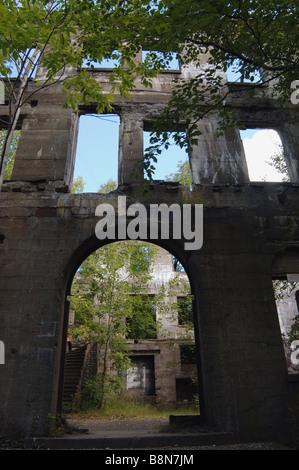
[72,113,120,193]
[82,56,121,70]
[226,61,262,84]
[142,50,180,71]
[180,344,196,364]
[176,378,197,403]
[241,128,289,182]
[143,129,190,186]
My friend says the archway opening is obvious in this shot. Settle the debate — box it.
[60,240,204,432]
[272,248,299,376]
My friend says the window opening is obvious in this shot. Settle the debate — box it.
[143,130,189,182]
[180,345,196,364]
[82,55,121,69]
[142,50,180,71]
[240,128,287,182]
[272,278,299,375]
[73,114,120,193]
[126,294,157,340]
[226,61,262,84]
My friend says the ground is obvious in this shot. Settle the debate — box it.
[65,416,295,450]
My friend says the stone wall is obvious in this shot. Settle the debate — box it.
[0,54,299,444]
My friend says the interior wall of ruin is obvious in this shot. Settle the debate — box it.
[0,56,299,444]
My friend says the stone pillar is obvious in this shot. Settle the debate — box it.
[279,121,299,183]
[188,114,249,185]
[11,108,79,188]
[118,111,144,185]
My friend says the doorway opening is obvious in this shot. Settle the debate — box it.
[61,240,203,427]
[272,247,299,375]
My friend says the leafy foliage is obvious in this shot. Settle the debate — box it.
[0,129,20,180]
[71,176,86,193]
[1,1,297,182]
[98,179,118,194]
[0,0,170,183]
[126,295,157,340]
[165,159,191,188]
[69,241,159,407]
[267,145,290,182]
[139,0,298,179]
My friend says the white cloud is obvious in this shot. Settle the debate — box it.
[241,129,284,181]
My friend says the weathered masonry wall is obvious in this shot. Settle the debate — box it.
[1,185,299,443]
[0,59,299,444]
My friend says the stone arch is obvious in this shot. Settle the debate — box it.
[57,231,207,421]
[271,246,299,375]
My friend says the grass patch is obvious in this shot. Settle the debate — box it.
[68,396,199,420]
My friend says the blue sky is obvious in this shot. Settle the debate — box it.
[73,114,190,192]
[73,65,284,192]
[2,59,284,191]
[74,118,284,193]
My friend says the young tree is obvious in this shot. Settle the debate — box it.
[98,179,118,194]
[165,159,191,188]
[139,0,298,179]
[71,176,86,194]
[68,241,159,408]
[0,129,20,180]
[0,0,166,186]
[69,238,193,408]
[1,1,296,183]
[267,145,290,182]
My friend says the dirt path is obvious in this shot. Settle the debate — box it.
[67,415,168,435]
[65,416,294,449]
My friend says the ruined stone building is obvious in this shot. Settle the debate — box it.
[125,247,196,406]
[1,48,299,445]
